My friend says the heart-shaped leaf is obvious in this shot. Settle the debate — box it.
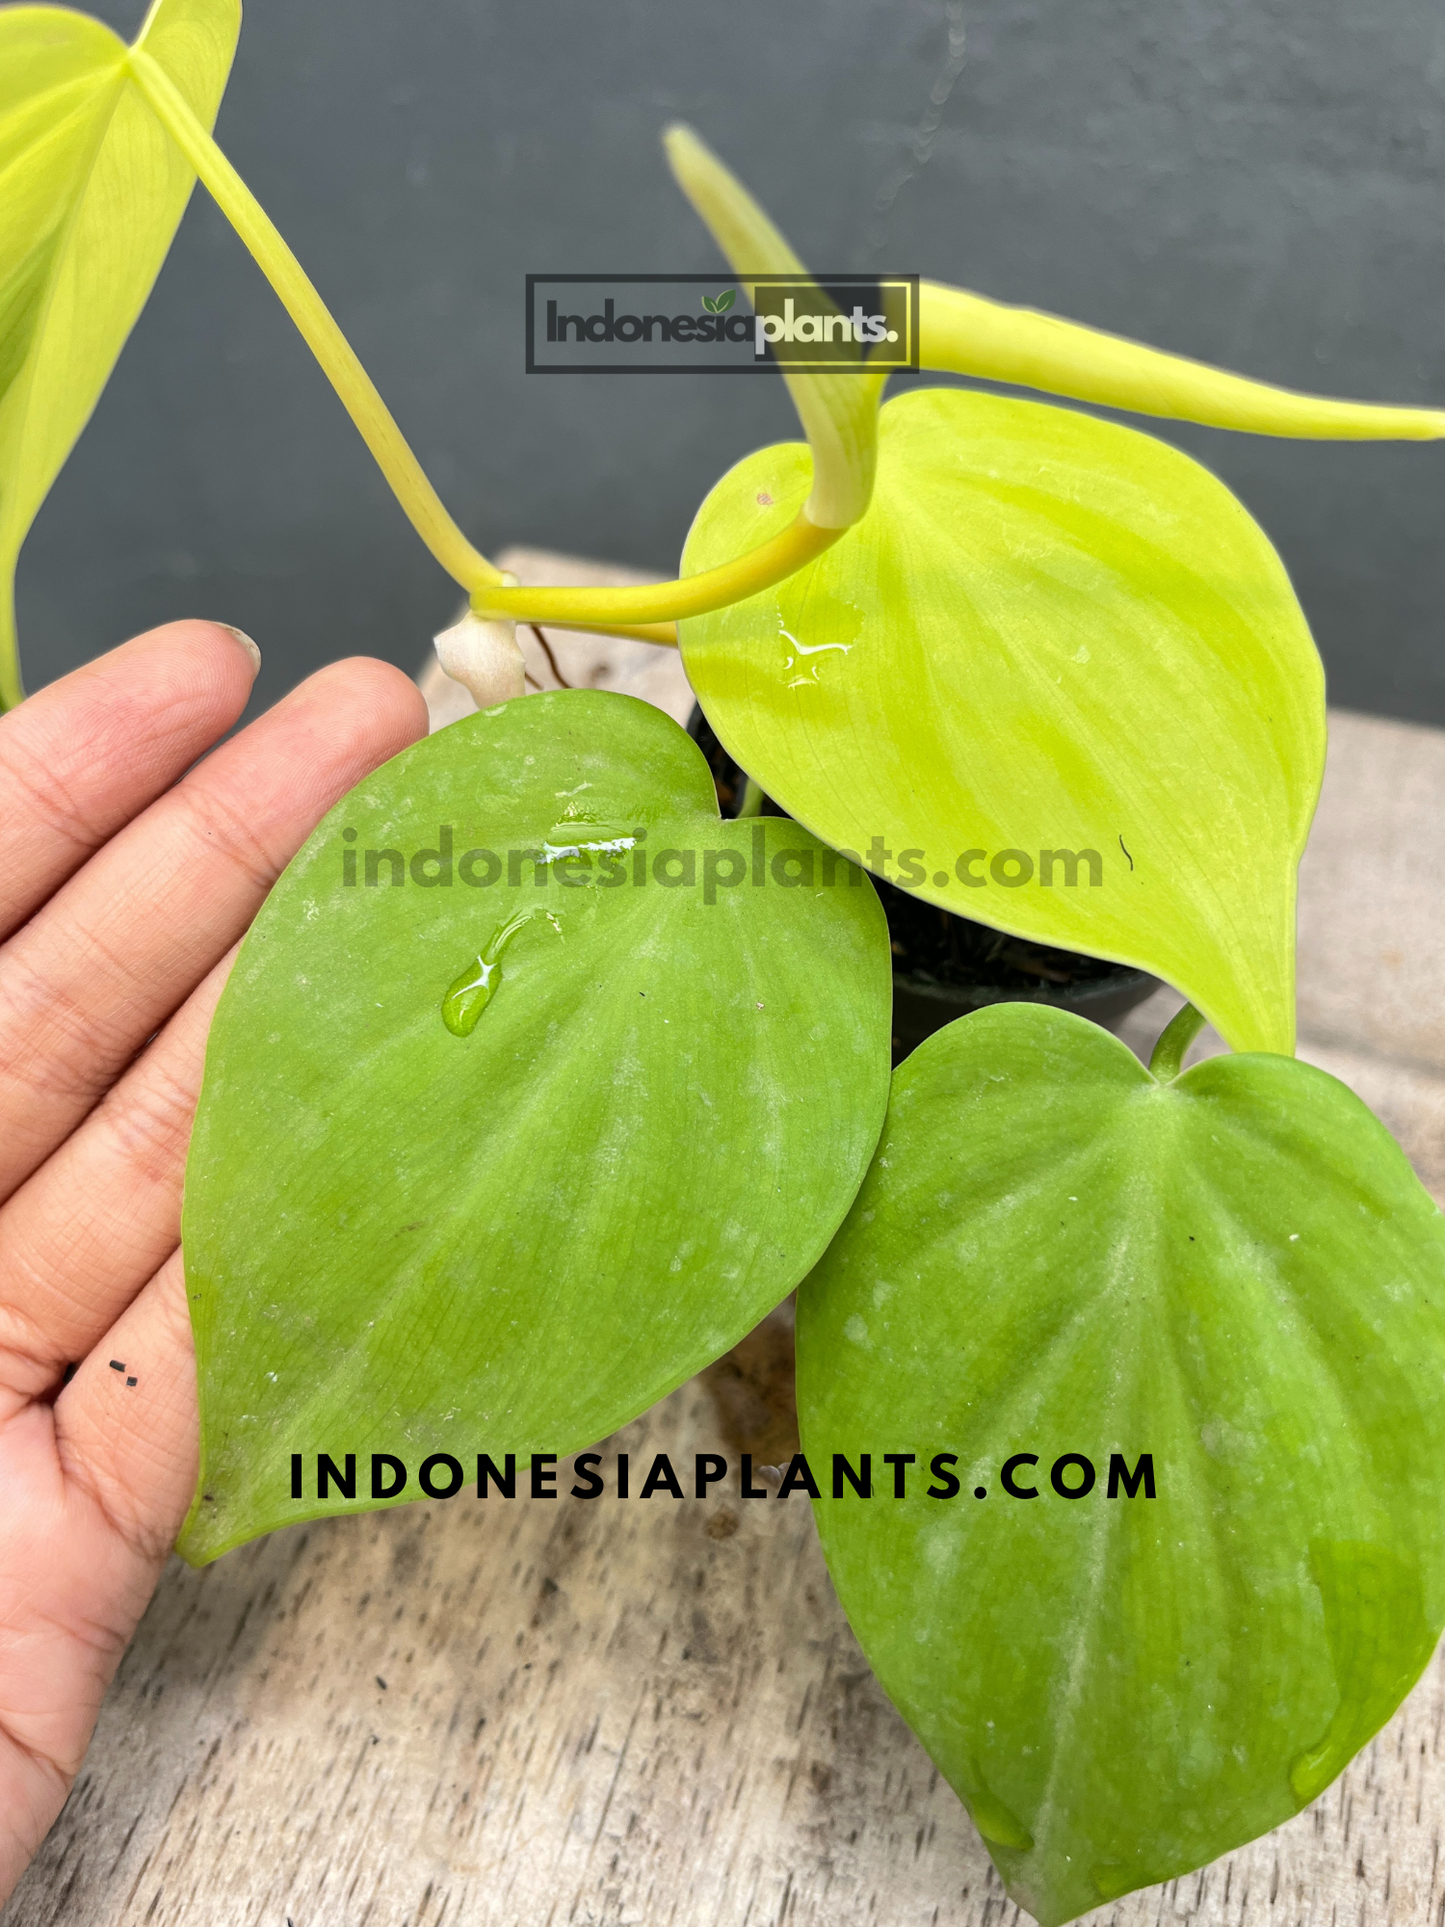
[679,387,1326,1053]
[796,1003,1445,1926]
[180,690,891,1564]
[0,0,240,709]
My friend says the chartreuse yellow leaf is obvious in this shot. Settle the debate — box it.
[919,280,1445,440]
[679,386,1326,1053]
[0,0,240,711]
[797,1003,1445,1926]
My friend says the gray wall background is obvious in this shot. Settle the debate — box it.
[18,0,1445,724]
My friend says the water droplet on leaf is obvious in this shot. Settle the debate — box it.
[441,908,547,1036]
[780,622,854,688]
[537,820,638,863]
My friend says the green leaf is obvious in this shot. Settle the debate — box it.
[180,690,891,1564]
[715,286,736,313]
[0,0,240,710]
[678,386,1327,1054]
[796,1003,1445,1926]
[701,292,717,313]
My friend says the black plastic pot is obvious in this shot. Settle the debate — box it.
[686,706,1157,1060]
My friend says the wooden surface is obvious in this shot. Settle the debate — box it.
[13,1320,1445,1927]
[8,556,1444,1927]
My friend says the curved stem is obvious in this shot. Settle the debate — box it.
[129,67,846,633]
[536,618,678,648]
[470,511,841,627]
[127,51,506,594]
[663,126,881,530]
[1149,1002,1208,1082]
[920,281,1445,440]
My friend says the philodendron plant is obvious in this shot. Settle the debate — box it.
[6,5,1445,1921]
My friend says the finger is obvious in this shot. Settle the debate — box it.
[0,621,260,946]
[0,657,427,1202]
[0,948,235,1403]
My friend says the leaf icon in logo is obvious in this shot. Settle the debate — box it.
[702,289,736,314]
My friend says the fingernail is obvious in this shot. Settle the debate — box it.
[216,624,261,676]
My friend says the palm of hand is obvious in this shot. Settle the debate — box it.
[0,623,424,1901]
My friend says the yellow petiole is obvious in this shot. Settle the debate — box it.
[128,72,865,636]
[128,50,508,595]
[919,280,1445,440]
[470,511,839,628]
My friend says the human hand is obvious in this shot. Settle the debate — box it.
[0,622,426,1901]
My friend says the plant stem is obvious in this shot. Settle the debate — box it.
[127,51,506,595]
[737,776,766,818]
[539,619,678,648]
[920,281,1445,440]
[1149,1002,1208,1081]
[663,126,881,531]
[471,513,840,627]
[130,59,846,631]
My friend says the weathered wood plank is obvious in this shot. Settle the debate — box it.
[8,1313,1445,1927]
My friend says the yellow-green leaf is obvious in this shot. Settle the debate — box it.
[0,0,240,710]
[679,387,1327,1053]
[796,1003,1445,1923]
[179,691,891,1563]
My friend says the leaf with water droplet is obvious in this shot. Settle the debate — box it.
[180,690,890,1562]
[796,1003,1445,1925]
[679,387,1325,1053]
